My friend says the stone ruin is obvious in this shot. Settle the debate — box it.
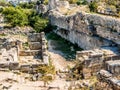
[0,32,49,72]
[35,0,120,89]
[76,48,120,89]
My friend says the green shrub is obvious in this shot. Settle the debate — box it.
[33,17,48,32]
[89,1,98,12]
[69,0,78,4]
[44,0,48,5]
[2,6,28,26]
[19,2,35,9]
[2,6,49,32]
[28,11,49,32]
[77,0,87,5]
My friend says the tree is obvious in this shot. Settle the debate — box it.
[19,2,35,9]
[89,1,98,12]
[33,16,48,32]
[2,6,28,26]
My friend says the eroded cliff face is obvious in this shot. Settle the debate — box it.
[49,11,120,50]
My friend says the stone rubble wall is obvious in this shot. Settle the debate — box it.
[20,64,44,73]
[105,60,120,75]
[41,32,49,65]
[76,49,120,78]
[97,70,120,90]
[49,11,120,49]
[0,62,19,70]
[0,47,19,69]
[19,50,41,56]
[21,32,49,65]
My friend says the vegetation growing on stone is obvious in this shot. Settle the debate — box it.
[36,63,55,87]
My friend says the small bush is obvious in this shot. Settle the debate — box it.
[77,0,88,5]
[19,2,35,9]
[2,6,28,26]
[89,1,98,12]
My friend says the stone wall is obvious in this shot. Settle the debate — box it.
[97,70,120,90]
[105,60,120,75]
[19,50,41,56]
[75,49,120,78]
[21,32,49,65]
[49,11,120,49]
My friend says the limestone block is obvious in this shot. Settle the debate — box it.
[106,60,120,75]
[98,70,112,78]
[19,50,41,56]
[20,65,30,72]
[29,42,42,50]
[9,62,19,70]
[28,33,41,42]
[43,55,49,65]
[38,4,48,14]
[0,63,9,68]
[56,1,69,8]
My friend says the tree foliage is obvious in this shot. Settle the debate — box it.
[2,6,49,32]
[28,11,49,32]
[2,6,28,26]
[89,1,98,12]
[34,17,48,32]
[18,2,35,9]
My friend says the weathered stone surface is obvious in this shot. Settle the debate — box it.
[38,4,48,14]
[48,0,69,10]
[106,60,120,75]
[49,11,120,49]
[48,0,59,10]
[97,70,120,90]
[28,33,41,42]
[56,1,69,8]
[76,48,120,78]
[98,69,112,78]
[29,42,42,50]
[19,50,41,56]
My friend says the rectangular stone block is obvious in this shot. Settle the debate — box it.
[29,42,42,50]
[106,60,120,75]
[28,33,41,42]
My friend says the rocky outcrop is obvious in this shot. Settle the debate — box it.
[48,0,59,10]
[48,0,69,10]
[49,11,120,49]
[75,48,120,78]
